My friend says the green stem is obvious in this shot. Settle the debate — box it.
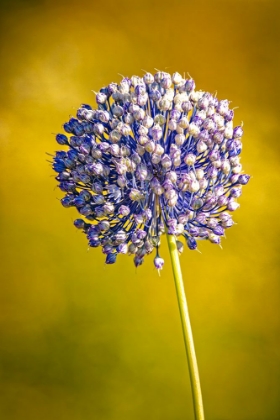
[166,233,205,420]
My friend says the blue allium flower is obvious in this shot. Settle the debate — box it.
[53,71,250,269]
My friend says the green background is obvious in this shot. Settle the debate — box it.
[0,0,279,419]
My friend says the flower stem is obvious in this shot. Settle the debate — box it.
[166,233,205,420]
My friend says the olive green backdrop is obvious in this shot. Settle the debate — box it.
[0,0,279,419]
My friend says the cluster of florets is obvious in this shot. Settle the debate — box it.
[53,70,250,270]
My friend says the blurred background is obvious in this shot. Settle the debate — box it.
[0,0,279,419]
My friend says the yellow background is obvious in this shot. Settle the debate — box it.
[0,0,279,419]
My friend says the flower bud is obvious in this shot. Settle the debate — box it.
[197,141,207,153]
[168,119,177,131]
[187,237,197,250]
[154,256,164,270]
[221,160,231,174]
[129,189,144,201]
[189,123,200,137]
[143,72,154,84]
[208,233,221,244]
[238,174,250,185]
[185,78,195,92]
[103,202,114,214]
[161,154,172,169]
[178,116,189,129]
[96,92,107,104]
[143,115,153,128]
[195,169,204,180]
[233,126,243,138]
[150,124,163,141]
[184,153,196,166]
[161,76,172,89]
[172,72,183,85]
[175,133,186,146]
[133,108,145,121]
[133,256,143,267]
[227,200,240,211]
[106,253,117,264]
[230,187,242,198]
[181,101,193,113]
[151,154,161,164]
[189,180,200,193]
[151,178,164,195]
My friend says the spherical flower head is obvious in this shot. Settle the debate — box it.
[52,71,250,269]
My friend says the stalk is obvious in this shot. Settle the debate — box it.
[166,232,205,420]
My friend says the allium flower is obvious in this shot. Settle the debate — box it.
[53,71,250,269]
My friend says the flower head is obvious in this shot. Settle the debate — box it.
[53,71,250,269]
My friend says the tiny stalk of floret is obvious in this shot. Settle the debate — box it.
[166,229,205,420]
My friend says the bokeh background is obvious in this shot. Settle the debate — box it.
[0,0,279,419]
